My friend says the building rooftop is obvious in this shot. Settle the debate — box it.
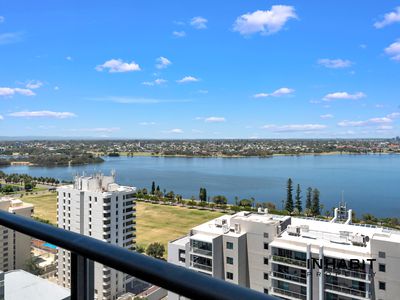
[3,270,70,300]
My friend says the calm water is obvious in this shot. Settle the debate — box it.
[1,155,399,217]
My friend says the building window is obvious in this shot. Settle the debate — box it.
[379,281,386,290]
[264,257,268,265]
[226,242,233,250]
[226,272,233,280]
[178,249,186,263]
[264,288,268,294]
[264,232,269,238]
[226,257,233,265]
[379,264,386,272]
[379,251,386,258]
[264,242,269,250]
[264,273,268,280]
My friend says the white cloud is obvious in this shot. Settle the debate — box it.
[26,80,43,89]
[318,58,353,69]
[323,91,366,101]
[0,16,4,23]
[254,87,294,98]
[204,117,226,123]
[338,112,399,127]
[177,76,199,83]
[156,56,172,69]
[168,128,184,134]
[139,122,156,126]
[54,86,60,91]
[197,89,208,94]
[233,5,297,36]
[95,59,141,73]
[0,87,35,97]
[320,114,334,119]
[377,125,394,130]
[9,111,76,119]
[374,7,400,29]
[173,31,186,38]
[70,127,120,133]
[262,124,327,132]
[0,32,23,45]
[142,78,167,86]
[66,56,73,61]
[190,16,208,29]
[385,40,400,61]
[0,115,3,120]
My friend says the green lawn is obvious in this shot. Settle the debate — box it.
[17,192,223,255]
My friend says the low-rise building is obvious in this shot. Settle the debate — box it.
[168,207,400,300]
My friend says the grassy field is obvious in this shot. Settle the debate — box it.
[19,192,223,254]
[22,192,58,224]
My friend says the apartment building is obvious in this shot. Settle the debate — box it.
[56,173,136,300]
[168,207,400,300]
[0,197,33,272]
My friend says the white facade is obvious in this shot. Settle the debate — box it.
[0,197,33,272]
[168,208,400,300]
[56,173,136,300]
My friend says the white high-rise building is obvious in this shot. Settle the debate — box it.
[168,207,400,300]
[56,173,136,300]
[0,197,34,272]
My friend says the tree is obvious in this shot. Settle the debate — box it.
[136,244,146,254]
[311,188,321,216]
[212,195,227,206]
[156,185,160,193]
[146,242,165,259]
[295,184,302,213]
[305,187,312,210]
[24,181,34,191]
[26,257,43,275]
[199,187,207,202]
[285,178,294,213]
[151,181,156,195]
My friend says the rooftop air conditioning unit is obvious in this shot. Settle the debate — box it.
[287,225,301,236]
[350,234,369,247]
[300,225,309,232]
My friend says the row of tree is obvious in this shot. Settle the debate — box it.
[285,178,321,216]
[0,171,61,185]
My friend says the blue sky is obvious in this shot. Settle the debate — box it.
[1,1,400,138]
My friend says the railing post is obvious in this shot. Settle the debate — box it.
[71,252,94,300]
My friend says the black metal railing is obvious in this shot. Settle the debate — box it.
[0,210,276,300]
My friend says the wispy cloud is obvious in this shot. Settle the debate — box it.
[253,87,294,98]
[177,76,199,83]
[142,78,167,86]
[233,5,297,36]
[318,58,353,69]
[0,87,35,97]
[0,115,3,120]
[338,112,399,127]
[0,16,4,23]
[166,128,184,134]
[9,111,76,119]
[385,40,400,61]
[0,32,23,45]
[95,59,141,73]
[156,56,172,69]
[190,16,208,29]
[90,96,191,104]
[66,56,73,61]
[172,31,186,38]
[323,91,366,101]
[374,7,400,29]
[320,114,334,119]
[203,117,226,123]
[25,80,43,89]
[69,127,120,133]
[139,122,156,126]
[262,124,327,132]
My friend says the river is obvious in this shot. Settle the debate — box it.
[1,154,399,217]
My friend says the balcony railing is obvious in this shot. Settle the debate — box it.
[325,283,370,298]
[272,255,307,268]
[272,287,306,300]
[190,247,213,256]
[190,262,212,272]
[325,267,370,281]
[0,210,275,300]
[271,271,307,284]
